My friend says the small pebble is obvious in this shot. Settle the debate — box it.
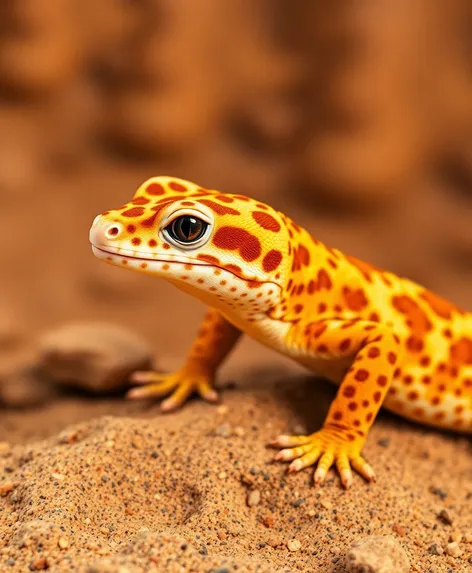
[446,542,462,558]
[267,536,283,548]
[216,405,229,415]
[320,499,332,510]
[287,539,301,552]
[430,486,448,500]
[393,523,406,537]
[438,509,453,525]
[429,543,444,556]
[0,482,14,497]
[378,438,391,448]
[247,490,261,507]
[57,537,69,549]
[215,424,232,438]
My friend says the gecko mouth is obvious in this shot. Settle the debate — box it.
[91,245,279,289]
[92,245,209,267]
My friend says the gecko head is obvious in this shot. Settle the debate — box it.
[89,176,291,313]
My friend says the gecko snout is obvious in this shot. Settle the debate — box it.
[89,216,124,246]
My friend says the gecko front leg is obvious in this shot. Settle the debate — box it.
[127,308,242,412]
[271,319,401,488]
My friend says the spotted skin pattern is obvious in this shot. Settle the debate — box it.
[89,176,472,489]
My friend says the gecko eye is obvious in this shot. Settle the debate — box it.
[164,215,209,247]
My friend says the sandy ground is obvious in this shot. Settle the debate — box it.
[0,104,472,571]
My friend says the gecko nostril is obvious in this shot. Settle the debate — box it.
[105,224,122,239]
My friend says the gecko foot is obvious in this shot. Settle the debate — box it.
[126,369,219,412]
[269,428,375,489]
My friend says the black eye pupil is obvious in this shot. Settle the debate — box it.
[168,216,206,243]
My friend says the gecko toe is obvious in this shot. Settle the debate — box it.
[350,456,376,482]
[197,383,220,403]
[269,434,312,448]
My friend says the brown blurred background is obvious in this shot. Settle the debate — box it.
[0,0,472,399]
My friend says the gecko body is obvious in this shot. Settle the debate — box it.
[89,176,472,488]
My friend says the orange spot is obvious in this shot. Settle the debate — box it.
[420,356,431,367]
[406,335,424,353]
[213,227,261,262]
[343,286,368,311]
[140,262,147,269]
[291,245,311,271]
[387,352,397,365]
[367,347,380,358]
[355,369,369,382]
[450,337,472,365]
[327,258,337,269]
[197,254,220,265]
[131,237,141,246]
[215,195,234,203]
[127,224,136,233]
[312,324,327,338]
[343,385,356,398]
[377,375,388,387]
[392,295,432,334]
[181,201,195,206]
[148,239,157,248]
[141,213,159,227]
[251,211,281,232]
[420,290,465,319]
[200,200,240,216]
[146,182,165,195]
[262,250,282,272]
[168,181,187,192]
[122,207,145,218]
[132,196,150,205]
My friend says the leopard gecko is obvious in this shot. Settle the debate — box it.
[89,176,472,488]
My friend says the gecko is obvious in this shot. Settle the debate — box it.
[89,176,472,489]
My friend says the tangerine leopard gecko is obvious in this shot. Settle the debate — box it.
[89,176,472,488]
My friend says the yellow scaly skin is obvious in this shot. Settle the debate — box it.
[89,176,472,489]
